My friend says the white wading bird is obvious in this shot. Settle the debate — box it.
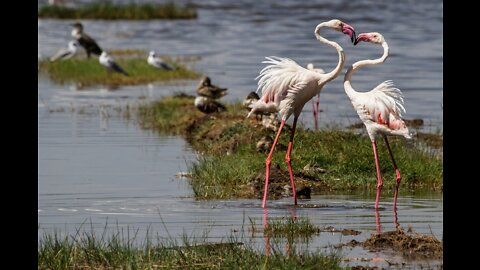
[248,19,356,208]
[345,32,411,209]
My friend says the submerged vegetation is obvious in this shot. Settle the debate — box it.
[38,53,200,87]
[137,95,443,200]
[38,221,344,270]
[38,2,197,20]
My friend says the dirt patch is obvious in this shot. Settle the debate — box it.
[248,163,332,200]
[363,229,442,259]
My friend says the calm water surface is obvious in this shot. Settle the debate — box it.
[38,0,442,268]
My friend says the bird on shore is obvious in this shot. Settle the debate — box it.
[194,96,227,114]
[345,32,411,209]
[196,76,228,99]
[50,40,79,61]
[147,51,174,70]
[99,51,129,76]
[249,19,356,208]
[71,22,102,58]
[306,63,325,130]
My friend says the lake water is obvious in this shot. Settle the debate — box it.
[38,0,443,268]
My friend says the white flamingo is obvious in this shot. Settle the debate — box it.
[306,63,325,130]
[249,19,356,208]
[345,32,411,209]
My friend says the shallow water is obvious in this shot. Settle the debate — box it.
[38,0,443,268]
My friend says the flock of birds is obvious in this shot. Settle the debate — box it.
[51,22,174,75]
[50,19,411,211]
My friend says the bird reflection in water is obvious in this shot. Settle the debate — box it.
[262,207,298,257]
[374,207,400,234]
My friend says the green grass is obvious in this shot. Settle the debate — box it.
[38,1,197,20]
[38,56,200,87]
[137,95,443,200]
[38,224,344,270]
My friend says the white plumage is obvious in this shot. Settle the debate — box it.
[50,40,79,61]
[346,31,410,210]
[148,51,173,70]
[250,56,322,119]
[252,19,357,208]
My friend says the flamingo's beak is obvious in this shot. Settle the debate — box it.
[354,33,370,46]
[341,23,356,43]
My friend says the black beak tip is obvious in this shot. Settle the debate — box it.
[353,39,359,46]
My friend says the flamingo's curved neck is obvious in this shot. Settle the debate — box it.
[344,41,389,96]
[314,23,345,85]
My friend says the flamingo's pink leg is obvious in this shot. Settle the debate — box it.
[375,208,382,233]
[372,140,383,209]
[383,136,401,210]
[285,116,299,206]
[262,119,286,208]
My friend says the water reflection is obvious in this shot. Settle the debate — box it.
[375,207,400,234]
[262,206,301,257]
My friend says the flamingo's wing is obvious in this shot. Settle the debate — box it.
[256,56,308,106]
[354,80,407,131]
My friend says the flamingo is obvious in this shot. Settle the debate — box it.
[249,19,356,208]
[306,63,325,130]
[344,32,411,209]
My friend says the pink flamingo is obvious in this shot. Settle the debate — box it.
[306,63,325,130]
[344,32,411,210]
[249,19,356,208]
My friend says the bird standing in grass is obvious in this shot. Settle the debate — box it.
[99,51,129,76]
[50,40,79,61]
[194,76,228,114]
[71,22,102,58]
[345,32,411,209]
[250,19,356,208]
[147,51,174,70]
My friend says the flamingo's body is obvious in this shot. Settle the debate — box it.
[306,63,325,130]
[345,32,411,209]
[250,19,356,208]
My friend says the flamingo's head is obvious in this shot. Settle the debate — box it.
[354,32,384,45]
[326,19,356,43]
